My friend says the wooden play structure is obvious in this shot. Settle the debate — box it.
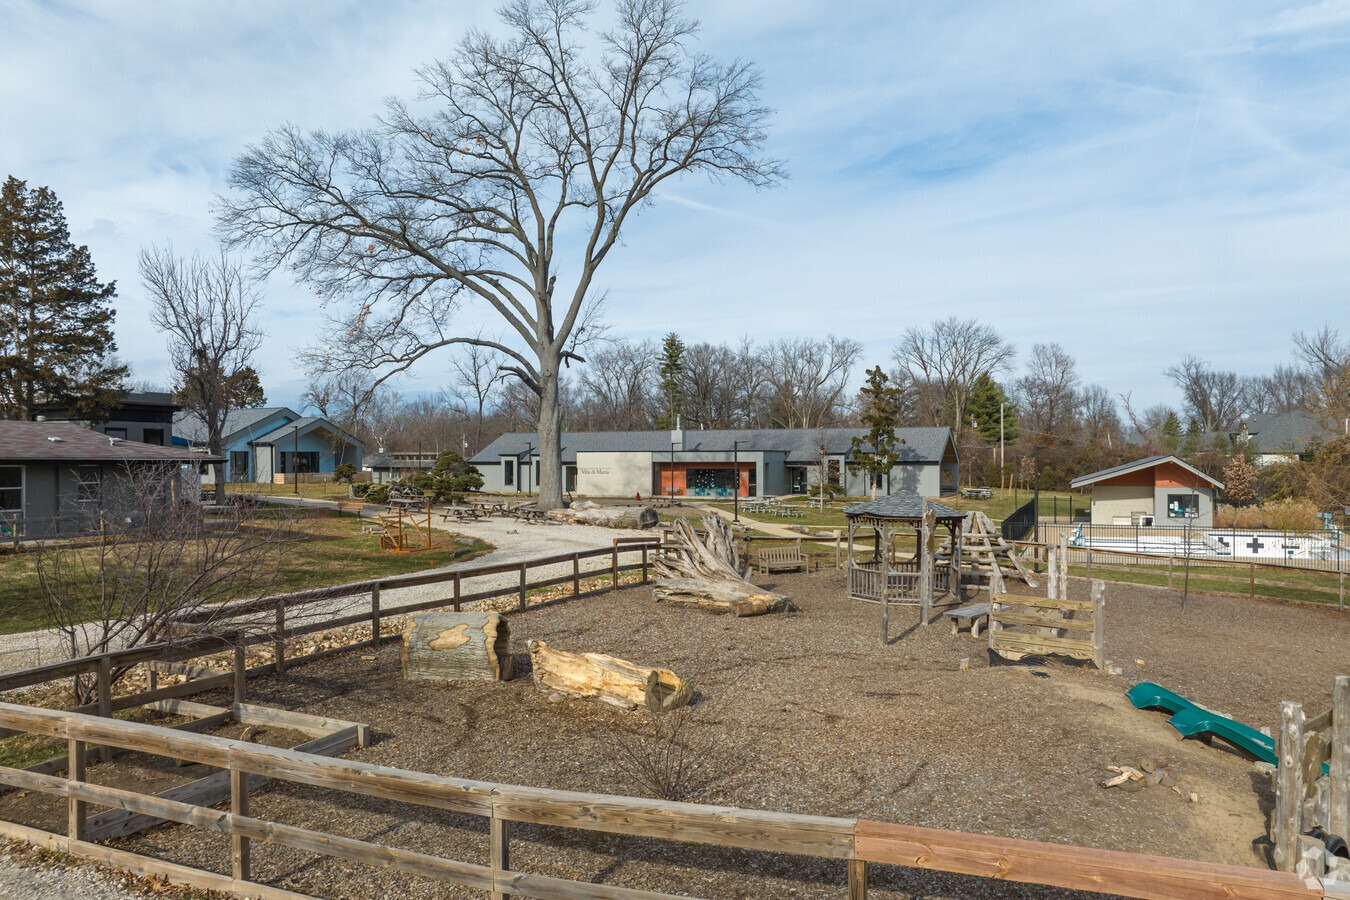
[989,581,1106,669]
[942,510,1040,596]
[844,493,964,641]
[1274,675,1350,880]
[528,640,690,712]
[376,499,436,552]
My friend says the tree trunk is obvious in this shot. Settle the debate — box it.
[651,578,793,616]
[528,640,689,711]
[536,349,564,510]
[547,503,658,529]
[402,612,513,682]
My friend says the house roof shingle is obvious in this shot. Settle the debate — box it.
[844,492,964,520]
[174,407,300,445]
[0,421,213,463]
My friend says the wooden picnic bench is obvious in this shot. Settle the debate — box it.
[944,602,992,637]
[336,500,364,516]
[439,506,483,523]
[961,487,994,500]
[754,541,809,575]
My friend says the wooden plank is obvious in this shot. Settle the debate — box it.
[146,698,231,719]
[990,633,1097,659]
[234,702,366,742]
[853,820,1321,900]
[1091,579,1106,668]
[491,815,511,900]
[1330,675,1350,843]
[0,819,312,900]
[993,611,1085,630]
[491,787,855,859]
[67,737,85,841]
[495,871,689,899]
[231,767,250,882]
[111,673,235,712]
[85,768,270,841]
[147,660,228,679]
[848,858,867,900]
[992,594,1094,612]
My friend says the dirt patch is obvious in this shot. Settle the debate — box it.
[33,573,1350,897]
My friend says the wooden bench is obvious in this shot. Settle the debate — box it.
[944,602,992,637]
[439,506,483,523]
[989,585,1105,668]
[336,500,364,516]
[961,487,994,500]
[755,542,809,576]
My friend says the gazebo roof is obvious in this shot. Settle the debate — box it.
[844,492,965,521]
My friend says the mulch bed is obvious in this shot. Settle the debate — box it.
[70,573,1350,896]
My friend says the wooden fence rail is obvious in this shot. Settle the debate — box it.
[0,702,1339,900]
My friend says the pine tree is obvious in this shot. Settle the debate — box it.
[656,332,686,430]
[1161,412,1182,454]
[174,363,267,410]
[850,366,906,498]
[0,177,126,419]
[968,372,1018,444]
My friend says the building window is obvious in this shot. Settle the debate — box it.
[142,428,164,445]
[1167,494,1200,519]
[75,466,100,503]
[229,451,250,482]
[104,427,127,440]
[279,452,321,474]
[0,466,22,512]
[503,460,514,486]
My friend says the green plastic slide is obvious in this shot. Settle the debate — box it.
[1126,681,1276,766]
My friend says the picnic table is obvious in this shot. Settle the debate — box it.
[440,505,483,523]
[961,487,994,500]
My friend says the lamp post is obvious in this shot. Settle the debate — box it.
[292,425,300,496]
[732,439,745,522]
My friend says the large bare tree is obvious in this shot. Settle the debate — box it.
[761,335,862,429]
[1015,342,1081,445]
[1164,355,1244,433]
[1293,326,1350,425]
[892,317,1015,436]
[217,0,781,508]
[141,246,262,502]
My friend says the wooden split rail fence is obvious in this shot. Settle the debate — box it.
[0,701,1341,900]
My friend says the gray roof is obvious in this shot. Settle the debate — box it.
[0,421,215,463]
[1241,411,1333,455]
[174,407,300,444]
[1069,455,1223,490]
[251,416,362,448]
[472,427,955,466]
[844,492,964,520]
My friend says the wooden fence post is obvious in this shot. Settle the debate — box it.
[453,572,462,612]
[1274,699,1306,872]
[572,554,581,596]
[490,812,511,900]
[641,545,648,583]
[518,563,528,611]
[1339,571,1344,612]
[274,599,286,675]
[230,765,250,882]
[67,735,86,842]
[1091,580,1106,669]
[848,858,867,900]
[1330,675,1349,845]
[233,646,246,707]
[1250,562,1256,600]
[96,656,112,762]
[1085,549,1092,581]
[611,545,620,589]
[370,583,381,646]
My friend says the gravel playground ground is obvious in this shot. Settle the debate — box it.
[17,567,1340,899]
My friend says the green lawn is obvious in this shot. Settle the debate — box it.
[0,510,493,636]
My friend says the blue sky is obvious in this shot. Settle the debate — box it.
[4,1,1348,415]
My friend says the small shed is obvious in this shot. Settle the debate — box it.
[1069,455,1223,527]
[844,493,965,637]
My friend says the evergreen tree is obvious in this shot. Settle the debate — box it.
[968,372,1018,444]
[850,366,906,498]
[655,332,686,430]
[0,177,127,419]
[1161,412,1182,454]
[174,363,266,410]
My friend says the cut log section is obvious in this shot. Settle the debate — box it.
[547,501,658,529]
[527,640,690,712]
[402,612,512,682]
[652,515,794,616]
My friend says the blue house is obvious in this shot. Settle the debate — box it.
[174,407,363,484]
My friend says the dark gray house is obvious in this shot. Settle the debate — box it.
[36,390,180,446]
[471,426,959,499]
[0,420,213,539]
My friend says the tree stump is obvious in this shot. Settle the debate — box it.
[402,612,512,682]
[651,578,794,616]
[527,640,690,711]
[651,515,792,615]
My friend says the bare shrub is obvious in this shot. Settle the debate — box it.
[612,699,722,802]
[1213,506,1237,528]
[1233,506,1264,529]
[35,464,301,703]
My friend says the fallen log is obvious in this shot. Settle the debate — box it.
[527,640,690,711]
[547,502,658,529]
[652,578,794,617]
[402,612,512,682]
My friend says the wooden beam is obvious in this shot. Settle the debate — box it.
[853,820,1322,900]
[1275,700,1306,872]
[1329,676,1349,847]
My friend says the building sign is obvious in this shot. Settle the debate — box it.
[579,467,611,476]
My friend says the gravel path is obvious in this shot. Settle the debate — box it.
[0,848,143,900]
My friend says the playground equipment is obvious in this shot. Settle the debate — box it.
[1126,682,1275,765]
[376,498,436,552]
